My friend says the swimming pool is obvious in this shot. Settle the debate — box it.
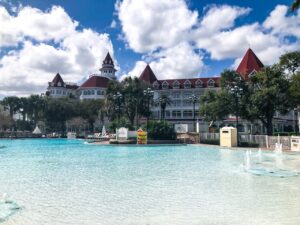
[0,139,299,225]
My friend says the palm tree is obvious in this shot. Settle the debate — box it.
[19,97,29,121]
[27,95,46,124]
[292,0,300,11]
[157,94,172,121]
[1,96,20,119]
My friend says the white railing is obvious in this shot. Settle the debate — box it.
[199,133,292,149]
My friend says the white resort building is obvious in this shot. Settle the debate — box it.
[47,53,116,100]
[46,49,298,134]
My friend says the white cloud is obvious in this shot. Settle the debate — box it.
[149,42,203,80]
[0,5,77,46]
[110,19,117,28]
[0,5,115,96]
[119,60,147,80]
[263,5,300,38]
[195,4,300,65]
[122,42,204,80]
[117,2,300,79]
[199,5,251,33]
[116,0,198,53]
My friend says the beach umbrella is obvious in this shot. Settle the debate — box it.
[101,125,107,137]
[32,126,42,135]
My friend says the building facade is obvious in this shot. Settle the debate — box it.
[47,53,115,100]
[46,49,298,134]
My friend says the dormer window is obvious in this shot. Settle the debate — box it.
[184,80,191,89]
[195,79,203,88]
[162,81,169,89]
[173,80,180,89]
[207,79,215,88]
[249,70,257,77]
[153,81,160,89]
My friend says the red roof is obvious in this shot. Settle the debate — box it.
[236,48,264,80]
[80,75,110,88]
[50,73,64,86]
[155,77,220,89]
[139,65,158,84]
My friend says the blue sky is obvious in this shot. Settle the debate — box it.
[0,0,298,96]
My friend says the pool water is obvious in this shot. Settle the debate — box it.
[0,139,300,225]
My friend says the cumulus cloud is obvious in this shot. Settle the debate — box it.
[263,5,300,38]
[119,60,147,81]
[117,1,300,79]
[0,5,115,96]
[121,42,203,80]
[148,42,203,80]
[195,5,300,64]
[116,0,198,53]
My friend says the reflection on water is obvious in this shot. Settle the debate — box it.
[0,139,300,225]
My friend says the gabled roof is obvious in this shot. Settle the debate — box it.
[80,75,110,88]
[139,65,158,84]
[236,48,264,80]
[51,73,64,86]
[103,52,114,66]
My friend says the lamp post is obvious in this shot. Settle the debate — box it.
[189,94,198,132]
[113,92,122,125]
[144,87,154,130]
[230,85,243,144]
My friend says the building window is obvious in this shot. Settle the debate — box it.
[207,79,215,88]
[173,80,180,89]
[57,82,61,87]
[165,110,170,118]
[182,92,192,99]
[172,110,182,118]
[63,91,66,95]
[195,80,203,88]
[172,100,181,107]
[249,70,257,77]
[184,80,191,89]
[182,100,191,106]
[172,92,181,99]
[183,110,193,118]
[162,81,169,89]
[153,81,160,89]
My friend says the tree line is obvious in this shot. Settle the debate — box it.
[199,51,300,135]
[0,77,157,133]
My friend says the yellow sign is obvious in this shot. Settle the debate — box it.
[137,128,147,144]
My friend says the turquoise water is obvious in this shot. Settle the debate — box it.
[0,139,300,225]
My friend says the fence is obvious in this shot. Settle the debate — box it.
[199,133,292,149]
[239,134,267,148]
[199,132,220,141]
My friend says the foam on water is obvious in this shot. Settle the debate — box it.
[0,139,300,225]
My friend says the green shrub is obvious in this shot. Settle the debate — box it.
[273,132,300,136]
[143,120,176,140]
[108,117,134,132]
